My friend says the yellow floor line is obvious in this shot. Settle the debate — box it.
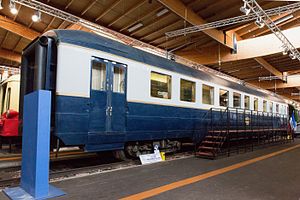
[120,144,300,200]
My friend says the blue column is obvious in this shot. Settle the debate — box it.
[3,90,65,200]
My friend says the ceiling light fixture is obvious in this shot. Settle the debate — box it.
[274,14,293,25]
[156,8,169,17]
[255,17,264,28]
[32,10,41,22]
[289,52,297,60]
[128,23,143,32]
[282,46,289,55]
[241,0,300,62]
[228,69,240,74]
[240,2,251,16]
[9,0,18,15]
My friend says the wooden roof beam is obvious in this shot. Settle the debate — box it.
[157,0,234,49]
[66,23,91,32]
[0,49,21,63]
[176,26,300,64]
[119,5,162,32]
[94,0,122,22]
[248,75,300,89]
[286,69,300,75]
[254,57,283,80]
[108,0,147,27]
[0,15,40,40]
[242,11,300,39]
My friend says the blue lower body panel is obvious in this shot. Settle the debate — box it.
[54,96,209,151]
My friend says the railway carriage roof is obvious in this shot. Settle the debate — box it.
[46,30,285,104]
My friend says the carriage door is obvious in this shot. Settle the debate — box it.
[107,62,127,132]
[90,57,126,134]
[89,58,108,133]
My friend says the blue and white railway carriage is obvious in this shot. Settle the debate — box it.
[20,30,288,157]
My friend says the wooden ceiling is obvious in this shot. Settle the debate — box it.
[0,0,299,102]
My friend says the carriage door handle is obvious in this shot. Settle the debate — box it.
[109,107,113,116]
[106,107,109,116]
[106,107,113,116]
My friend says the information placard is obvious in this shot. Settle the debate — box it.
[139,149,163,165]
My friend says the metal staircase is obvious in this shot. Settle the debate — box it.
[196,108,290,159]
[197,108,228,159]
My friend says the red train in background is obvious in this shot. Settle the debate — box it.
[0,74,21,151]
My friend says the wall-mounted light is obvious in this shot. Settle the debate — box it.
[9,0,18,15]
[240,2,250,16]
[32,10,41,22]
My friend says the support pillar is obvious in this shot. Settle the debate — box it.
[3,90,65,200]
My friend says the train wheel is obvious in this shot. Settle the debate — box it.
[113,150,128,161]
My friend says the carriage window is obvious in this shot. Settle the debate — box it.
[151,72,171,99]
[263,100,267,112]
[202,84,214,105]
[233,92,241,108]
[113,66,125,93]
[254,97,258,111]
[276,104,279,113]
[285,106,288,115]
[6,88,11,112]
[244,95,250,110]
[91,61,106,91]
[281,105,285,114]
[180,79,195,102]
[1,83,7,114]
[219,89,228,107]
[269,102,273,113]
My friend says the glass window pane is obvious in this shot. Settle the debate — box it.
[263,100,267,112]
[92,61,106,91]
[180,79,195,102]
[151,72,171,99]
[113,66,125,93]
[1,83,7,114]
[276,104,279,113]
[233,92,241,108]
[254,97,258,111]
[219,89,229,107]
[6,88,11,111]
[244,95,250,110]
[202,84,214,105]
[269,102,273,113]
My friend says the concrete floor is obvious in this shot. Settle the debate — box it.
[1,140,300,200]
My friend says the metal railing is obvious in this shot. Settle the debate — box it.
[204,107,291,157]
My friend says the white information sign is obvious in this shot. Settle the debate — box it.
[139,149,163,165]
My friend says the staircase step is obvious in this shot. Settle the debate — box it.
[198,146,218,150]
[196,151,215,158]
[206,135,225,139]
[210,132,227,136]
[202,141,222,145]
[208,130,227,133]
